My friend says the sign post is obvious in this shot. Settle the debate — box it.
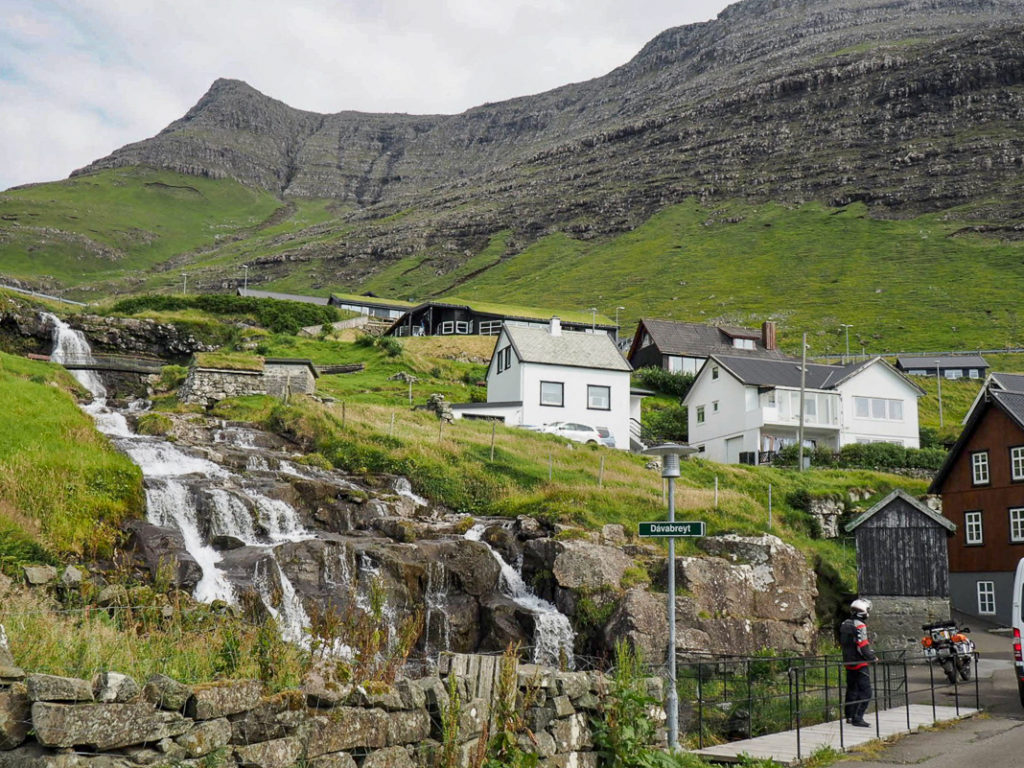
[640,443,700,752]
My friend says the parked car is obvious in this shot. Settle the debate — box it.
[1013,556,1024,705]
[541,422,614,447]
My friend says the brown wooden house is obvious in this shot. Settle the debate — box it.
[929,381,1024,624]
[626,319,792,375]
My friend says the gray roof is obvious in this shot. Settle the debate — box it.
[505,325,632,372]
[708,354,925,395]
[845,489,956,533]
[990,372,1024,393]
[630,318,793,360]
[237,288,330,305]
[896,355,988,369]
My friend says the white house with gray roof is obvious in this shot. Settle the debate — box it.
[451,318,635,449]
[683,354,924,464]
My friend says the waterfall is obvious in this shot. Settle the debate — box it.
[465,523,575,668]
[424,562,451,663]
[254,557,311,646]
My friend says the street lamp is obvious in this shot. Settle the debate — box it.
[641,442,698,751]
[935,359,944,428]
[243,264,249,292]
[840,324,853,363]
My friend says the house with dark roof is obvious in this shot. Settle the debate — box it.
[236,288,330,305]
[328,292,416,320]
[627,319,792,374]
[929,374,1024,624]
[385,298,617,339]
[451,319,636,449]
[682,355,924,464]
[895,355,988,380]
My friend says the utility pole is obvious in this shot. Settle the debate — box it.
[936,359,944,428]
[798,332,808,472]
[243,264,249,292]
[840,324,853,363]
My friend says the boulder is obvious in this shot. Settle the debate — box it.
[93,672,140,703]
[97,584,128,608]
[602,588,668,661]
[124,520,203,590]
[22,566,57,586]
[234,736,304,768]
[31,701,192,749]
[0,684,30,749]
[142,674,191,712]
[186,680,262,720]
[60,566,84,588]
[362,746,416,768]
[553,540,633,591]
[175,717,232,758]
[25,674,93,703]
[0,626,22,684]
[600,524,627,545]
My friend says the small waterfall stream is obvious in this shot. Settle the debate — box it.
[465,523,575,668]
[44,313,313,644]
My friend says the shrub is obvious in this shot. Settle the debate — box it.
[136,412,173,436]
[631,367,694,400]
[158,365,189,391]
[906,447,947,470]
[378,336,403,357]
[643,402,688,443]
[592,642,663,768]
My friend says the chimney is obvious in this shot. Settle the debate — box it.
[550,317,561,336]
[762,321,777,351]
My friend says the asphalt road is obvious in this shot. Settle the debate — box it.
[836,626,1024,766]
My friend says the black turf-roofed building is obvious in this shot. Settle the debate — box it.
[895,355,988,380]
[626,319,793,375]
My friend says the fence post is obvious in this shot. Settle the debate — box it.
[929,660,937,723]
[389,412,395,438]
[490,422,496,462]
[768,484,772,529]
[548,454,553,481]
[714,476,719,508]
[872,662,880,737]
[904,655,911,730]
[438,418,443,442]
[697,661,704,750]
[746,659,753,739]
[342,401,346,430]
[598,456,605,487]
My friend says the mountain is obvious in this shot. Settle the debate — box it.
[4,0,1024,352]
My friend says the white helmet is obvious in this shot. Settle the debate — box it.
[851,598,871,617]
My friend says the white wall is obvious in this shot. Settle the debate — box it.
[485,330,523,404]
[686,365,754,462]
[521,363,631,450]
[838,363,921,447]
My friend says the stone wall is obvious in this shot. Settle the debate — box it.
[866,595,952,653]
[264,364,316,400]
[0,640,663,767]
[179,368,266,407]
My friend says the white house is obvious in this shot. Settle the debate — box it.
[682,355,925,464]
[451,319,634,450]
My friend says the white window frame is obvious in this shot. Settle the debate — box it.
[439,320,454,335]
[1011,446,1024,481]
[977,581,996,615]
[1011,508,1024,543]
[479,320,502,335]
[964,510,983,545]
[455,320,471,334]
[971,451,990,485]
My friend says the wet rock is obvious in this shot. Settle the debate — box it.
[31,701,192,749]
[211,534,247,550]
[25,674,94,703]
[186,680,262,720]
[124,520,203,590]
[93,672,140,703]
[0,684,30,749]
[142,674,191,712]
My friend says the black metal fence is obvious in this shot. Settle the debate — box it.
[673,649,981,761]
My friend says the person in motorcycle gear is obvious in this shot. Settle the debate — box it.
[840,598,877,727]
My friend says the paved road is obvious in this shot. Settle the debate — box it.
[837,627,1023,766]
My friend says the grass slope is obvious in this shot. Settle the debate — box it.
[0,352,143,566]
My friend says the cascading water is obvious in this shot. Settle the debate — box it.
[44,313,316,646]
[465,523,575,668]
[423,562,451,664]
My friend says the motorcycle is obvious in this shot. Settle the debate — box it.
[921,621,977,684]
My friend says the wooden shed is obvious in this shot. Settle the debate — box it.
[845,489,957,650]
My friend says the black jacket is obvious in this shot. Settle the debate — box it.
[840,616,877,670]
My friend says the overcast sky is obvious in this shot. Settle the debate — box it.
[0,0,734,192]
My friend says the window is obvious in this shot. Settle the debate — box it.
[977,581,996,615]
[804,396,817,422]
[965,510,983,545]
[587,385,611,411]
[712,366,719,380]
[711,400,719,414]
[971,451,990,485]
[945,370,963,380]
[1012,446,1024,481]
[852,396,905,421]
[496,346,509,373]
[455,321,471,334]
[1011,508,1024,543]
[969,369,980,379]
[479,320,502,335]
[439,320,454,334]
[732,338,755,350]
[668,356,682,373]
[696,406,705,424]
[539,381,563,407]
[908,369,928,375]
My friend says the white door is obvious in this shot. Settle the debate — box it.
[725,436,743,464]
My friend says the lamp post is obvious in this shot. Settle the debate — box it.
[243,264,249,292]
[641,442,698,751]
[840,324,853,363]
[936,359,944,428]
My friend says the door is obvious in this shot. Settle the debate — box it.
[725,436,743,464]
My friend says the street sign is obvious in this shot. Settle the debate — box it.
[638,521,705,538]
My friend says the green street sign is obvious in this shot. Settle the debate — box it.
[638,521,706,538]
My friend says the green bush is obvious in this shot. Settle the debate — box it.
[108,294,338,334]
[631,367,695,400]
[159,365,189,391]
[642,402,688,443]
[777,441,945,470]
[136,413,173,436]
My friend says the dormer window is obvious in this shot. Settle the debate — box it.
[733,338,755,350]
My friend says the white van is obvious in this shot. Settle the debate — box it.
[1012,557,1024,706]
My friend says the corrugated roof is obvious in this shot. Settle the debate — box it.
[633,319,793,360]
[237,288,330,305]
[506,325,632,371]
[896,355,988,369]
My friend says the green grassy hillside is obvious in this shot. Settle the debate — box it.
[5,169,1024,354]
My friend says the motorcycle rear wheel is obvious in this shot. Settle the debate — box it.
[958,659,971,681]
[943,660,957,685]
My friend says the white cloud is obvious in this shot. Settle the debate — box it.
[0,0,732,191]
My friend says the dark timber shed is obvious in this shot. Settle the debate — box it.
[845,489,957,650]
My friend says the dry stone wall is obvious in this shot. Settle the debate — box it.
[0,639,664,768]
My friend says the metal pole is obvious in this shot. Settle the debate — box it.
[243,264,249,291]
[714,476,718,508]
[490,422,496,462]
[389,412,395,437]
[768,484,772,528]
[667,474,678,750]
[598,455,605,487]
[841,324,852,364]
[181,273,187,295]
[936,361,944,428]
[798,332,807,472]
